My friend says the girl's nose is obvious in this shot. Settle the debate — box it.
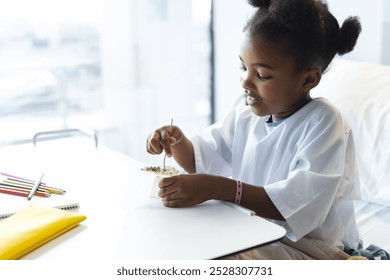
[240,71,253,90]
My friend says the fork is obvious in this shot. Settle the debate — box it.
[162,118,173,171]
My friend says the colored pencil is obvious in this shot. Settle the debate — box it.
[0,182,50,195]
[0,172,66,194]
[0,186,50,198]
[2,179,65,195]
[0,172,33,182]
[0,188,29,197]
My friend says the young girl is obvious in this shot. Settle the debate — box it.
[146,0,362,259]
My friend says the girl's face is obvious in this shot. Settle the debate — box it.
[239,33,313,120]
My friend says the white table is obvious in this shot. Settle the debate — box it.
[0,141,286,260]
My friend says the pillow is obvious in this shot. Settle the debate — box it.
[312,59,390,206]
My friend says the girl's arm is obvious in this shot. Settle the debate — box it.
[159,174,285,221]
[234,180,285,221]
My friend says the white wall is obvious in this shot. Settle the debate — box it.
[99,0,212,164]
[100,0,135,155]
[382,1,390,65]
[213,0,389,121]
[326,0,384,64]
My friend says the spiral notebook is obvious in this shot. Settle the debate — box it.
[0,193,80,220]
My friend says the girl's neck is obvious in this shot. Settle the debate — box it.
[272,95,312,122]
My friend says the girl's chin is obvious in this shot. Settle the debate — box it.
[249,106,268,117]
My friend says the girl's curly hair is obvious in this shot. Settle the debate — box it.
[244,0,362,72]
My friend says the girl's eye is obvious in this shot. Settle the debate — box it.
[257,73,271,81]
[240,65,247,71]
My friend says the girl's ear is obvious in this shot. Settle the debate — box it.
[302,67,321,92]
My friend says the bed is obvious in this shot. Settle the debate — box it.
[312,59,390,254]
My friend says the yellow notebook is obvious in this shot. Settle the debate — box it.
[0,204,86,260]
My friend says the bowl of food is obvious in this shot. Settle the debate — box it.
[140,165,181,197]
[140,165,181,176]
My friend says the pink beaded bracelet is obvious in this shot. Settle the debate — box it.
[235,180,243,205]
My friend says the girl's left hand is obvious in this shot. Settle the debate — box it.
[158,174,213,207]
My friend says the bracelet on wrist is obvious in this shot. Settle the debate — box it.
[235,179,243,205]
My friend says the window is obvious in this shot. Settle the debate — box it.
[0,0,212,164]
[0,0,104,144]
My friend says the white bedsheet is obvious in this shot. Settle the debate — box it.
[354,200,390,252]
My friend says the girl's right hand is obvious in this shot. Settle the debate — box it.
[146,125,184,157]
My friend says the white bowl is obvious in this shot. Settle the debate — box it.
[140,166,181,198]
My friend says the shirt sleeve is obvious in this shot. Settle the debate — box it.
[264,106,360,241]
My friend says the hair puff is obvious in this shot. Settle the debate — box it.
[337,16,362,55]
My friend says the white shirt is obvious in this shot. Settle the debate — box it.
[191,98,361,249]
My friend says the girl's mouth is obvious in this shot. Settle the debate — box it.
[246,95,262,106]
